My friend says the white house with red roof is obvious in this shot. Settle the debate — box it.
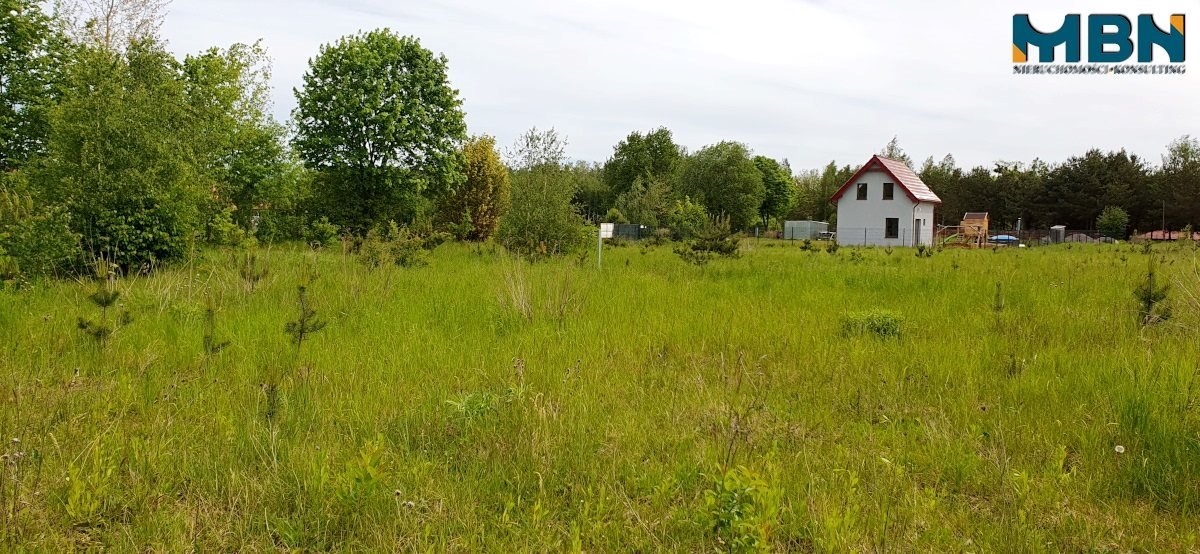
[830,155,942,247]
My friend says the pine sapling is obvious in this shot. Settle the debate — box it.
[284,285,326,352]
[77,260,131,347]
[1135,257,1172,326]
[203,298,230,356]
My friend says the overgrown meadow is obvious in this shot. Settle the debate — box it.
[2,241,1199,551]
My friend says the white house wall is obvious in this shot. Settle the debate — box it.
[835,169,936,247]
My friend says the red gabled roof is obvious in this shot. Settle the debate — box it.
[830,155,942,204]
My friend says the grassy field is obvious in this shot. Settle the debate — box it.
[2,240,1199,551]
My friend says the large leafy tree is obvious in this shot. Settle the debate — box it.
[680,142,764,230]
[614,175,672,228]
[0,0,68,171]
[602,127,683,199]
[568,161,610,221]
[35,41,211,270]
[293,30,467,232]
[182,41,295,230]
[792,161,853,223]
[753,156,793,228]
[438,135,510,241]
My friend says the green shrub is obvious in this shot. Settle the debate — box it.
[703,465,781,553]
[607,236,632,248]
[359,221,434,269]
[304,217,341,249]
[0,190,81,277]
[207,207,250,247]
[666,196,708,241]
[254,211,306,245]
[1098,205,1130,240]
[89,200,190,271]
[497,168,589,258]
[691,215,740,257]
[841,309,903,338]
[604,207,629,224]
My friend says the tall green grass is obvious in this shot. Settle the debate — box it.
[1,241,1198,550]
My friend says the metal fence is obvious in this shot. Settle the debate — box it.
[937,228,1117,247]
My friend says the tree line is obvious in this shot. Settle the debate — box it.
[3,0,1198,280]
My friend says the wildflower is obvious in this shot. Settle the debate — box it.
[10,438,17,444]
[394,489,402,497]
[403,500,416,510]
[1115,445,1125,454]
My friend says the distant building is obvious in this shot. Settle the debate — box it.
[830,155,942,247]
[783,220,829,240]
[1137,230,1200,241]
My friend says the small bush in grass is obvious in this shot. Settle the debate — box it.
[648,228,671,246]
[359,221,434,269]
[703,465,781,553]
[691,215,740,258]
[800,239,814,252]
[825,241,839,255]
[207,207,250,247]
[841,310,903,338]
[676,215,739,267]
[304,217,340,249]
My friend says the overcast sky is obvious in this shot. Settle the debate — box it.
[161,0,1198,171]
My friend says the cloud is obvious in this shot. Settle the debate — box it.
[161,0,1199,170]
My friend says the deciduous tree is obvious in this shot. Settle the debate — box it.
[35,41,211,270]
[293,30,467,233]
[603,127,683,198]
[680,142,764,231]
[439,135,510,241]
[498,128,585,256]
[753,156,793,228]
[0,0,68,170]
[60,0,169,52]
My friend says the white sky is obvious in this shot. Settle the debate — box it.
[161,0,1199,171]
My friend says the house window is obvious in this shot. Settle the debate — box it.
[885,218,899,239]
[856,183,868,200]
[883,183,894,200]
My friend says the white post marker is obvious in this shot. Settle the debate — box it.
[599,223,614,269]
